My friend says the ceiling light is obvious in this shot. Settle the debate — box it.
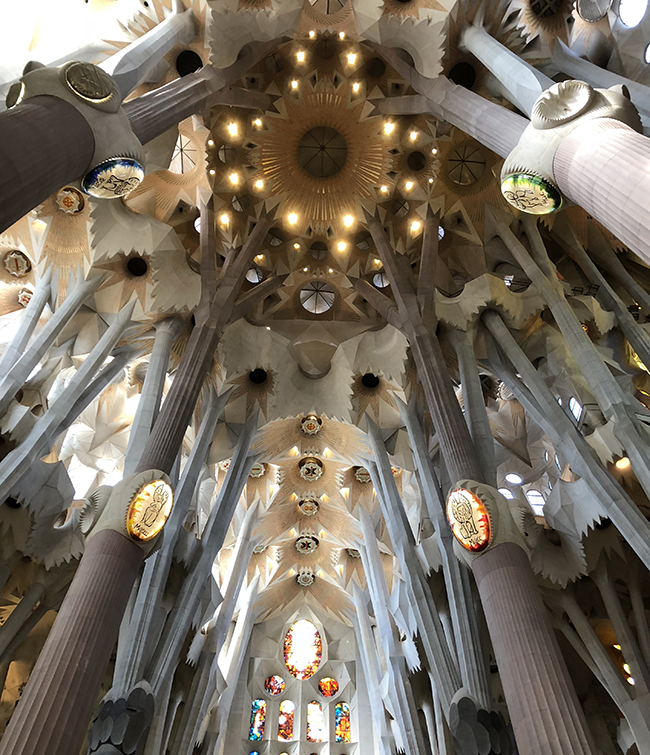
[266,326,271,330]
[379,185,388,193]
[339,31,345,39]
[616,457,631,470]
[505,473,523,485]
[328,268,333,273]
[410,220,421,232]
[296,50,305,62]
[288,212,298,224]
[343,214,354,227]
[352,82,360,93]
[253,117,262,127]
[405,181,414,191]
[614,644,621,650]
[209,169,216,176]
[220,213,229,225]
[373,258,381,266]
[624,663,631,674]
[227,122,238,136]
[291,80,299,90]
[383,122,395,135]
[347,53,357,65]
[303,267,308,272]
[428,177,434,184]
[409,130,418,140]
[194,217,201,233]
[431,147,438,155]
[628,677,636,685]
[207,139,214,147]
[293,242,300,249]
[229,172,239,185]
[309,30,316,38]
[337,241,347,252]
[254,179,264,189]
[255,254,264,261]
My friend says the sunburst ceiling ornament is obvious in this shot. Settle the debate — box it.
[299,456,324,481]
[298,498,321,516]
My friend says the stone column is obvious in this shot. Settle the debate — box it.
[124,317,183,476]
[473,542,596,755]
[460,25,553,117]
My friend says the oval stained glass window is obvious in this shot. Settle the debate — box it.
[264,674,285,695]
[249,699,266,740]
[306,700,324,742]
[335,701,351,742]
[283,619,322,680]
[278,700,295,740]
[318,677,339,697]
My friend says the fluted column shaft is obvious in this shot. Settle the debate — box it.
[553,118,650,267]
[473,543,596,755]
[0,530,143,755]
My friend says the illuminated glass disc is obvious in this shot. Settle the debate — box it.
[264,674,286,695]
[446,487,491,552]
[318,677,339,697]
[126,480,173,542]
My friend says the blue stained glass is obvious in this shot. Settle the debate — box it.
[335,701,351,742]
[249,699,266,740]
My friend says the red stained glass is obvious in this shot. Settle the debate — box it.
[278,700,295,741]
[264,674,285,695]
[318,677,339,697]
[283,619,322,680]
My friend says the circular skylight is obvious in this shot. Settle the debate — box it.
[438,226,445,240]
[194,217,201,234]
[300,281,336,314]
[619,0,648,27]
[373,272,389,288]
[246,267,264,284]
[504,472,523,485]
[498,488,514,499]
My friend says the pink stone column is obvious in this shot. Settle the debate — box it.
[553,118,650,267]
[473,542,597,755]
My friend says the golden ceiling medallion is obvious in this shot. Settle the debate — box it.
[64,62,116,103]
[126,480,174,542]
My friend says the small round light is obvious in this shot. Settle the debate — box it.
[220,213,229,225]
[229,172,239,185]
[339,31,346,39]
[291,80,299,90]
[328,268,334,273]
[297,50,306,62]
[343,214,354,227]
[253,118,262,127]
[254,179,264,189]
[373,258,381,266]
[428,177,434,184]
[347,53,357,65]
[380,185,388,193]
[431,147,438,155]
[384,122,395,135]
[255,254,264,261]
[309,30,316,38]
[209,169,216,176]
[337,241,347,252]
[352,82,360,93]
[288,212,298,224]
[505,472,523,485]
[409,130,418,141]
[227,122,238,136]
[303,267,308,272]
[405,181,414,191]
[410,220,421,232]
[293,242,301,249]
[616,456,631,470]
[207,139,214,147]
[628,677,636,685]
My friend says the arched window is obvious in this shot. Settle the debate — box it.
[306,701,324,742]
[283,619,322,679]
[278,700,295,741]
[249,699,266,740]
[335,702,351,742]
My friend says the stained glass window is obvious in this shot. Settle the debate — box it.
[248,699,266,740]
[335,702,351,742]
[278,699,295,740]
[318,677,339,697]
[306,701,324,742]
[264,674,286,695]
[283,619,322,680]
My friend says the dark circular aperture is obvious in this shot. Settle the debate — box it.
[407,151,426,172]
[366,57,387,78]
[298,127,348,178]
[127,257,148,277]
[4,497,20,509]
[249,368,268,384]
[310,241,328,260]
[175,50,203,77]
[449,61,476,90]
[361,373,380,388]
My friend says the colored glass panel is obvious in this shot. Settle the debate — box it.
[446,488,491,552]
[283,619,322,680]
[278,700,295,741]
[264,674,286,695]
[335,702,351,742]
[248,699,266,740]
[306,701,324,742]
[318,677,339,697]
